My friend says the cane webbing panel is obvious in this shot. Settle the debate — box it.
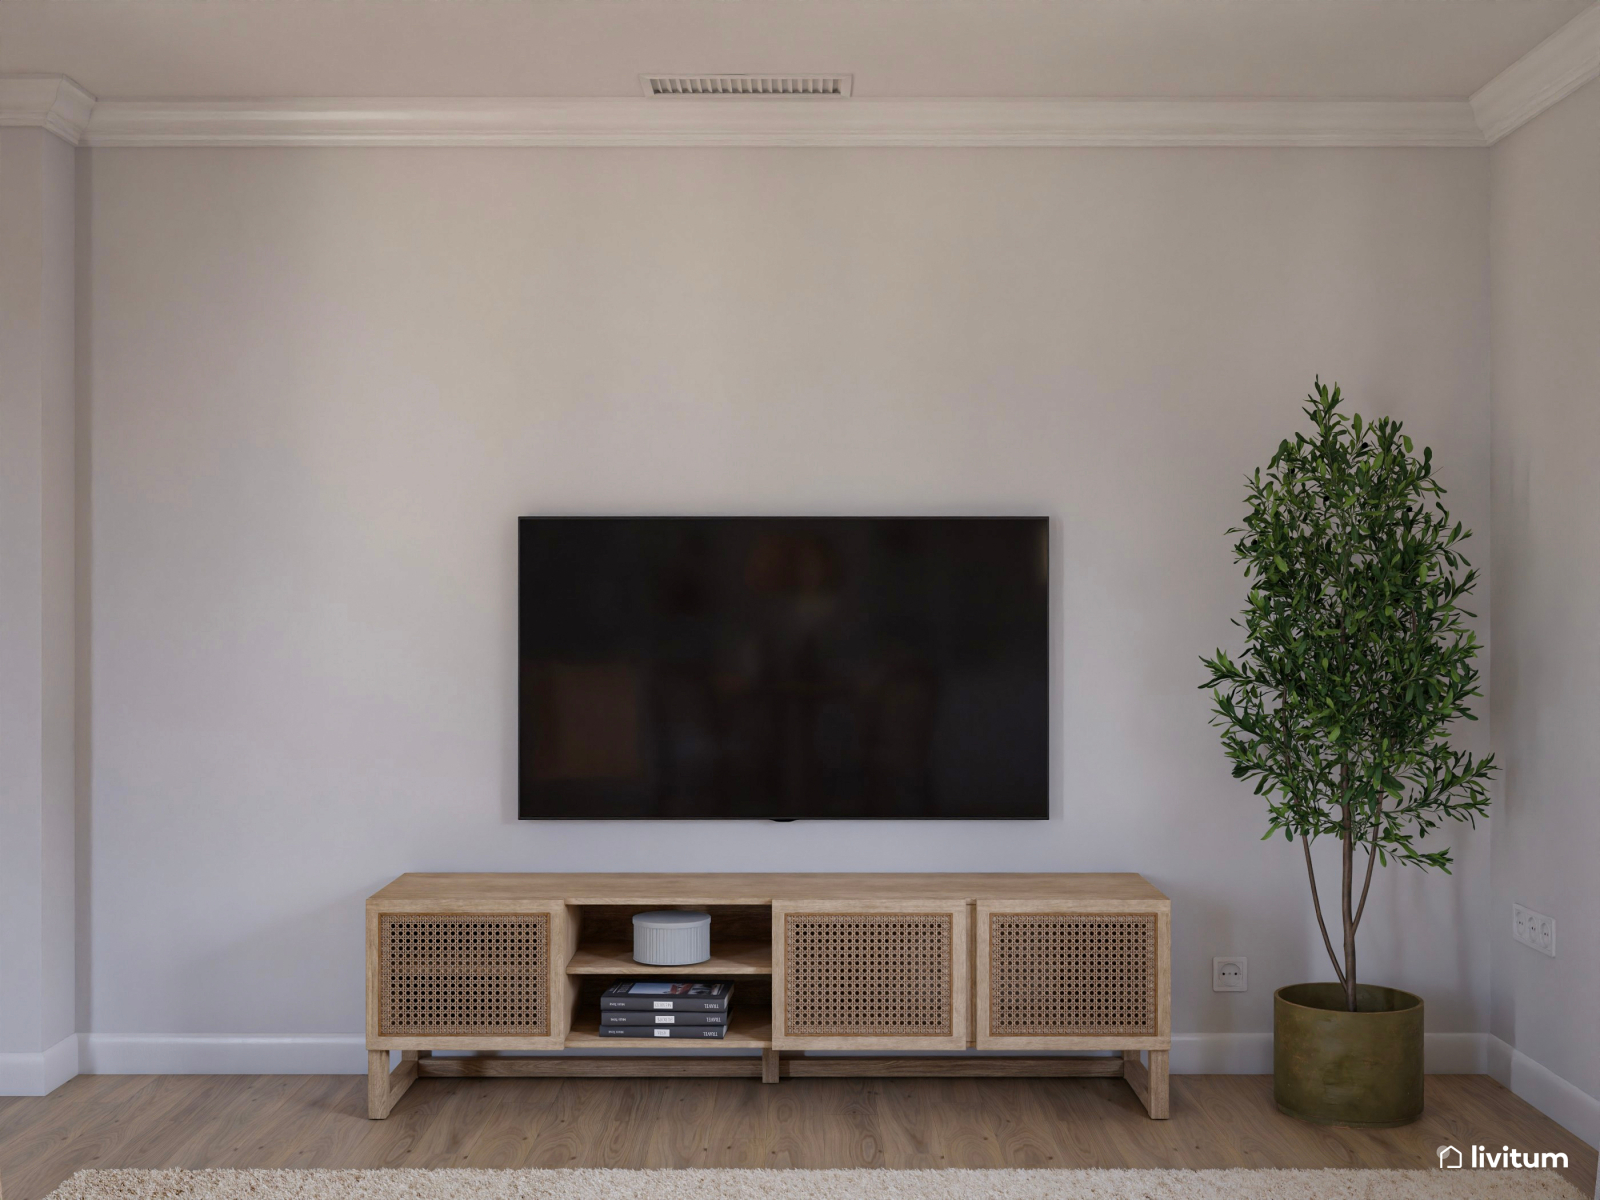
[380,912,549,1037]
[784,912,953,1037]
[988,911,1157,1037]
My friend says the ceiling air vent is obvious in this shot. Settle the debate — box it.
[640,74,853,98]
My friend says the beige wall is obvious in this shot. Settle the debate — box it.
[1489,76,1600,1136]
[80,146,1493,1059]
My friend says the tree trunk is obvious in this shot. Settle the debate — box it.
[1342,812,1358,1011]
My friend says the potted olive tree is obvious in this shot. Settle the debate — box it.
[1201,381,1494,1127]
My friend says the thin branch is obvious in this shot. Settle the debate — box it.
[1302,834,1346,987]
[1351,806,1384,933]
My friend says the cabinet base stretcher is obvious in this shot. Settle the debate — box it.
[367,1048,1170,1121]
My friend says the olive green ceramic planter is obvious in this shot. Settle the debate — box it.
[1274,983,1424,1128]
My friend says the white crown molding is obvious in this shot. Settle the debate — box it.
[0,74,96,144]
[77,97,1485,148]
[17,23,1600,152]
[0,78,1486,148]
[1472,2,1600,144]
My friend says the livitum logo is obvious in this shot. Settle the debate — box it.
[1437,1144,1570,1170]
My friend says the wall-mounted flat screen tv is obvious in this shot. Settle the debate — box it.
[518,516,1048,820]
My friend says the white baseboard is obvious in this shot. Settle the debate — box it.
[1167,1031,1488,1075]
[0,1032,80,1096]
[54,1030,1599,1161]
[79,1033,368,1076]
[1425,1032,1491,1074]
[69,1030,1488,1079]
[1170,1032,1273,1073]
[1488,1035,1600,1150]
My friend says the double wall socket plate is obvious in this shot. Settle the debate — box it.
[1513,904,1556,956]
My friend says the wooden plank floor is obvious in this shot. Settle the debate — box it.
[1,1074,1593,1200]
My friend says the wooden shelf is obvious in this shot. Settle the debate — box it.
[564,1012,772,1050]
[566,941,772,975]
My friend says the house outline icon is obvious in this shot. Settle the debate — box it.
[1438,1145,1463,1169]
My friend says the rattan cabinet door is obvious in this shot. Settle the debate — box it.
[367,909,566,1049]
[975,901,1169,1051]
[772,901,970,1050]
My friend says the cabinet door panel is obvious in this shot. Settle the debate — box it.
[368,909,568,1049]
[976,903,1169,1051]
[772,902,969,1050]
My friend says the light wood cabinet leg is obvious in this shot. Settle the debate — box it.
[1122,1049,1170,1120]
[761,1049,780,1084]
[367,1050,390,1119]
[368,1048,419,1119]
[1146,1049,1170,1119]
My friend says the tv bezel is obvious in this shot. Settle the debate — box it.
[516,514,1050,822]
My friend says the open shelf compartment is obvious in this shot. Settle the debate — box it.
[563,967,772,1049]
[564,903,773,976]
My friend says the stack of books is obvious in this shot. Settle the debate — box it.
[598,980,733,1039]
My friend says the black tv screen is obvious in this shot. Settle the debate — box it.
[518,517,1048,820]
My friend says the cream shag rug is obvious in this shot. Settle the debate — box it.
[42,1169,1588,1200]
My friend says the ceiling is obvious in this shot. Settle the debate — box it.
[0,0,1592,102]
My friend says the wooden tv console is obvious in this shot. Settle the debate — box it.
[366,872,1171,1120]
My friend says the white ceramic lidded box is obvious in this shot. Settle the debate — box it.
[632,910,712,965]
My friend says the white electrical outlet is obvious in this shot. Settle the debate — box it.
[1213,957,1248,992]
[1513,903,1556,957]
